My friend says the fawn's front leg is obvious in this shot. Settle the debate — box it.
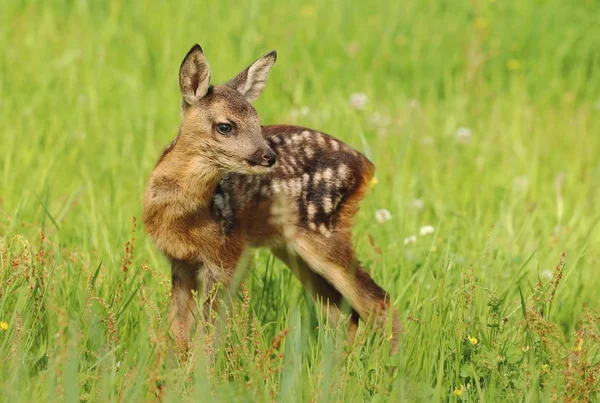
[170,260,201,350]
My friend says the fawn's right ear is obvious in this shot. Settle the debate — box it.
[179,44,211,105]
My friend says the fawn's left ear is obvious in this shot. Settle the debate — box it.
[226,50,277,102]
[179,44,211,105]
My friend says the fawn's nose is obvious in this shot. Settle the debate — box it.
[249,147,277,167]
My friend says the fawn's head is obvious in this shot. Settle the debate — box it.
[177,44,277,174]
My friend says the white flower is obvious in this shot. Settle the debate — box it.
[420,136,434,146]
[455,127,473,144]
[300,106,310,116]
[541,269,553,281]
[349,93,368,110]
[513,176,529,192]
[409,199,425,210]
[419,225,435,236]
[404,235,417,245]
[408,99,420,109]
[369,112,392,128]
[375,209,392,224]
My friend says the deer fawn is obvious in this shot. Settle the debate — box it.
[143,44,401,351]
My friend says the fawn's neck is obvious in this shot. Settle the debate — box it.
[149,144,222,216]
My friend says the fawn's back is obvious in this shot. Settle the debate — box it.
[206,125,375,246]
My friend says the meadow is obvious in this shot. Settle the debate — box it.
[1,0,599,401]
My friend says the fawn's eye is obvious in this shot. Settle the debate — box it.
[216,123,232,135]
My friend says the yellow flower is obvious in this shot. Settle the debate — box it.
[0,321,8,331]
[300,6,314,17]
[507,59,521,71]
[368,177,378,189]
[475,18,489,30]
[573,338,583,352]
[453,385,465,397]
[467,335,478,345]
[541,363,550,374]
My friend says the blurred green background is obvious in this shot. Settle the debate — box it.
[1,0,599,401]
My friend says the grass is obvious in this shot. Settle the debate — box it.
[1,0,600,401]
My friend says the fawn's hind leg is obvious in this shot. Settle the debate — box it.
[292,232,401,351]
[272,248,359,340]
[170,260,201,350]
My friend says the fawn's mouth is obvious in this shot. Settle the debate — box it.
[244,159,276,173]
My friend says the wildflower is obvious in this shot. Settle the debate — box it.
[300,6,314,17]
[475,18,489,30]
[453,385,465,397]
[513,176,529,192]
[299,106,310,116]
[408,199,425,210]
[375,209,392,224]
[349,93,368,110]
[507,59,521,71]
[369,112,392,128]
[467,335,478,345]
[573,338,583,352]
[454,127,472,144]
[408,99,420,109]
[368,177,378,189]
[541,363,550,374]
[419,225,434,236]
[346,41,360,57]
[404,235,417,245]
[540,269,553,281]
[0,321,8,331]
[420,136,434,146]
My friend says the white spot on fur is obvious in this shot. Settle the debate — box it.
[272,179,283,193]
[309,222,317,230]
[323,197,333,214]
[304,146,315,159]
[331,141,339,151]
[313,171,322,185]
[289,178,302,197]
[337,164,349,181]
[317,135,326,147]
[291,133,301,142]
[302,173,310,186]
[323,168,333,181]
[307,202,317,219]
[301,130,311,139]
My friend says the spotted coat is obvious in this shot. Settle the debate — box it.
[209,125,374,239]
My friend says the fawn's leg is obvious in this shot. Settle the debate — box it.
[170,260,201,350]
[292,233,401,352]
[272,248,359,341]
[201,247,248,342]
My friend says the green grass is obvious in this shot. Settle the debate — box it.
[1,0,600,401]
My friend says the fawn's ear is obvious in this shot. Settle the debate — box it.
[226,50,277,102]
[179,44,211,105]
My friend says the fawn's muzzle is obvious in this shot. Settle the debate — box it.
[247,147,277,167]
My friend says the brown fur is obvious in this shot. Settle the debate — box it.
[143,45,401,352]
